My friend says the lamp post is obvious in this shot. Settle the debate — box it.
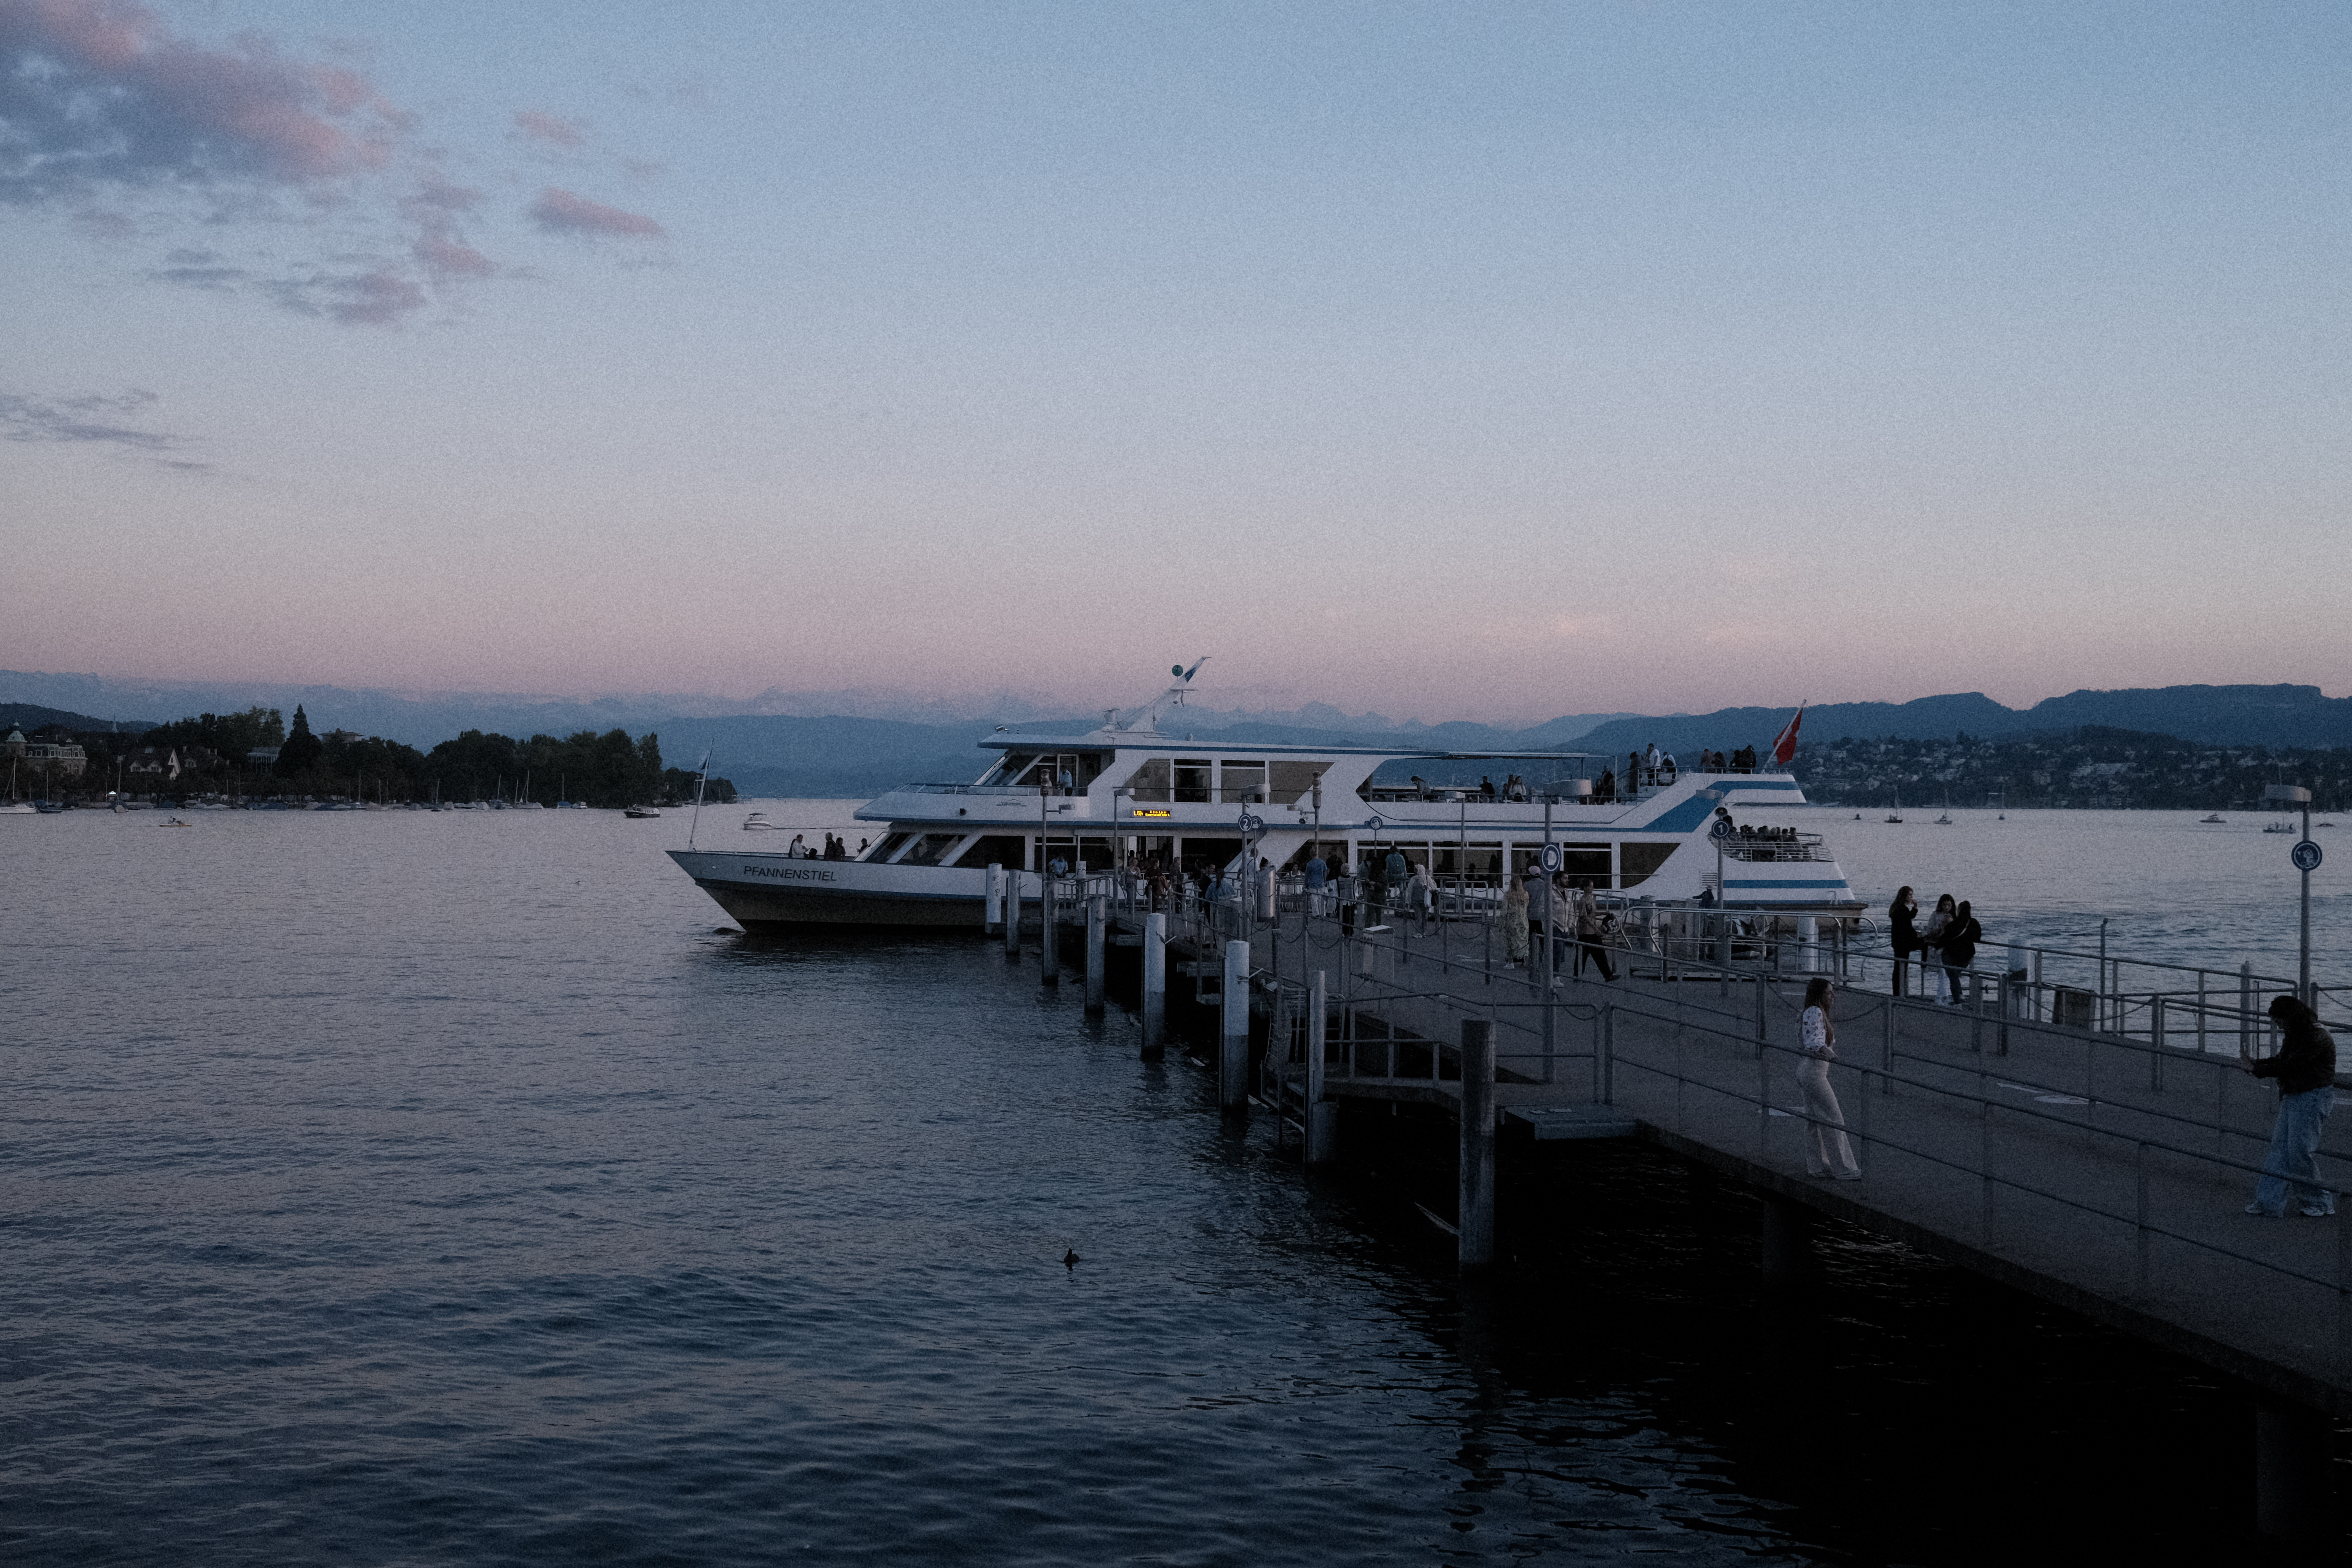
[2267,784,2318,1003]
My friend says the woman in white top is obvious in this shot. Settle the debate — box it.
[1919,894,1956,1002]
[1796,977,1862,1179]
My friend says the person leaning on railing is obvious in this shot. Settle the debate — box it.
[2242,996,2338,1219]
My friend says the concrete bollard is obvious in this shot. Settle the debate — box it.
[1458,1019,1496,1272]
[1085,895,1106,1013]
[1219,939,1250,1112]
[1259,869,1276,923]
[1041,874,1059,983]
[1305,969,1335,1165]
[1142,913,1167,1058]
[1798,915,1818,973]
[985,864,1002,933]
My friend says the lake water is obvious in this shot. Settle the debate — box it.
[3,804,2334,1562]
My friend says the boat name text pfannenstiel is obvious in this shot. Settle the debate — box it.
[742,863,837,882]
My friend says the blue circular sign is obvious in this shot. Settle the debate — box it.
[1238,811,1264,838]
[2293,839,2323,872]
[1539,843,1562,873]
[1709,818,1735,842]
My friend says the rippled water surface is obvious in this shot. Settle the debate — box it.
[1,806,2316,1562]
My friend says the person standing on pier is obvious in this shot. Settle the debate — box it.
[2243,995,2338,1218]
[1888,886,1920,996]
[1938,900,1981,1005]
[1503,876,1530,965]
[1796,977,1862,1180]
[1303,849,1329,916]
[1920,894,1956,1001]
[1572,879,1617,982]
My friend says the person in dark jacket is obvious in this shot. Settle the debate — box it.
[1938,900,1980,1004]
[2244,995,2338,1217]
[1888,886,1920,996]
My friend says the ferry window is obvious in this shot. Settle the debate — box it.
[899,833,967,867]
[987,753,1037,787]
[1074,753,1108,789]
[1218,761,1266,803]
[954,835,1027,869]
[1563,845,1610,881]
[1123,758,1171,802]
[1267,761,1328,805]
[868,833,911,862]
[1621,843,1677,889]
[1173,761,1210,803]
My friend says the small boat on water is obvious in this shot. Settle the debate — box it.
[1885,791,1904,825]
[624,805,661,819]
[742,811,778,832]
[2199,813,2226,824]
[2263,818,2298,835]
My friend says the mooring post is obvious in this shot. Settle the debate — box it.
[1305,969,1336,1165]
[985,863,1003,934]
[1219,939,1250,1112]
[2255,1397,2333,1543]
[1005,868,1022,957]
[2240,960,2255,1057]
[1754,973,1768,1059]
[1458,1018,1496,1272]
[1759,1192,1816,1293]
[1084,895,1106,1013]
[1142,912,1167,1058]
[1040,873,1060,983]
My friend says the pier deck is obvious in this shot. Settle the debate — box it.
[1111,898,2352,1419]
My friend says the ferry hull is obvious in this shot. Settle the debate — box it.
[669,850,993,929]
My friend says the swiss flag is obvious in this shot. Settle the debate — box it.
[1770,703,1806,766]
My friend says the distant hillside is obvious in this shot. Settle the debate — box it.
[0,702,157,733]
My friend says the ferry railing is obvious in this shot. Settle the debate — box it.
[1256,918,2352,1383]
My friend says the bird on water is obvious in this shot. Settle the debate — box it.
[1063,1249,1081,1268]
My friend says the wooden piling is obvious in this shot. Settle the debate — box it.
[985,863,1002,934]
[1041,874,1060,983]
[1219,939,1249,1112]
[1458,1018,1496,1272]
[1085,895,1106,1013]
[1142,912,1167,1058]
[1305,970,1335,1165]
[1005,868,1021,957]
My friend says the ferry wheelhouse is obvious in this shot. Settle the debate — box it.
[668,677,1861,931]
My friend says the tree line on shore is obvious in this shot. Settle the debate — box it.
[36,705,735,807]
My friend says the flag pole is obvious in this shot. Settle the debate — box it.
[689,748,712,849]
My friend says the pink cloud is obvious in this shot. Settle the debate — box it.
[528,187,663,240]
[514,110,585,149]
[0,0,406,195]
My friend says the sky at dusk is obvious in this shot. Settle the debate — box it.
[4,1,2346,725]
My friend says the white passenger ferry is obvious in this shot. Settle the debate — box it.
[668,674,1861,931]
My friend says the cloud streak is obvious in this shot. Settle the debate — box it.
[514,110,584,149]
[530,186,663,240]
[0,386,208,469]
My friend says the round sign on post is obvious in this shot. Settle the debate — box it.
[1539,843,1561,873]
[1237,811,1264,841]
[2293,839,2323,873]
[1710,818,1735,842]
